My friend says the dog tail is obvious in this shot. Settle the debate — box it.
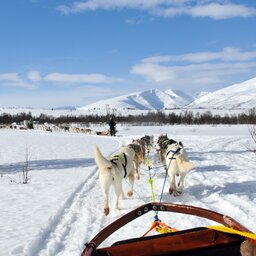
[178,159,193,173]
[183,161,193,172]
[93,145,112,168]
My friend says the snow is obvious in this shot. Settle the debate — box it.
[1,124,256,255]
[77,88,194,111]
[188,77,256,109]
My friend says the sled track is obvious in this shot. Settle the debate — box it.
[25,136,254,255]
[25,166,102,256]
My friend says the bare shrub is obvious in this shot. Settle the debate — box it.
[249,126,256,155]
[22,147,30,184]
[5,147,31,184]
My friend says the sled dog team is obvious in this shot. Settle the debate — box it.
[94,135,193,215]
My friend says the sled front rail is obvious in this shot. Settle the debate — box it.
[81,202,250,256]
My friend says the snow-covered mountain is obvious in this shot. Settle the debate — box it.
[193,91,210,99]
[78,89,194,111]
[188,77,256,109]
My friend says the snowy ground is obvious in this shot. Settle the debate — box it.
[1,124,256,256]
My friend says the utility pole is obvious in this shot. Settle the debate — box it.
[106,104,110,119]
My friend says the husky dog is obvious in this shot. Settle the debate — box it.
[165,142,193,195]
[140,135,154,153]
[156,134,177,162]
[128,142,145,179]
[94,145,136,216]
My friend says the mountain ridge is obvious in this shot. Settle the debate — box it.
[78,88,194,111]
[187,77,256,109]
[78,76,256,111]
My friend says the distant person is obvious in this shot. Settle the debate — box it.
[109,117,116,136]
[28,118,34,129]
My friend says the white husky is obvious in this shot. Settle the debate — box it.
[165,142,193,195]
[94,145,136,216]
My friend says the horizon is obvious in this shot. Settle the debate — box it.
[0,0,256,108]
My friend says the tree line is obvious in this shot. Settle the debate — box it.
[1,108,256,125]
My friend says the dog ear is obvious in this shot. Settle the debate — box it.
[179,141,183,147]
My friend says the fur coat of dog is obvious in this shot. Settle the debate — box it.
[165,142,193,195]
[94,145,136,215]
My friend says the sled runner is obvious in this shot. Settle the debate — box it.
[81,202,256,256]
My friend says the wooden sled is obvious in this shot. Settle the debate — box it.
[81,202,255,256]
[96,131,110,136]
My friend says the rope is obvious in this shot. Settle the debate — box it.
[159,167,168,203]
[142,220,178,237]
[142,150,179,237]
[113,165,147,204]
[145,153,171,221]
[154,150,177,220]
[159,150,175,203]
[160,148,180,203]
[148,178,155,202]
[140,166,162,175]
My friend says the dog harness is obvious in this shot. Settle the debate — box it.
[166,146,182,160]
[161,139,177,150]
[110,153,128,178]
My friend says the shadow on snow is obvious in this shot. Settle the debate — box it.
[0,158,95,174]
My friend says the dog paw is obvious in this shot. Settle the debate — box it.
[104,208,110,216]
[173,191,181,197]
[169,188,175,195]
[127,191,133,197]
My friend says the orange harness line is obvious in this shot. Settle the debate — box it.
[142,220,178,237]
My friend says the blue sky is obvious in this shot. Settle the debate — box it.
[0,0,256,108]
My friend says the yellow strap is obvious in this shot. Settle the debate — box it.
[208,225,256,240]
[163,139,169,145]
[153,221,177,234]
[148,178,155,202]
[154,225,173,234]
[111,154,124,160]
[145,158,153,169]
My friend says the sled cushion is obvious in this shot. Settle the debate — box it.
[95,227,244,256]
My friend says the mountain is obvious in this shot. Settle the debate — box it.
[77,89,194,111]
[187,77,256,110]
[193,91,210,99]
[52,106,76,110]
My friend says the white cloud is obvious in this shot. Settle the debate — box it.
[188,3,256,19]
[142,47,256,64]
[131,47,256,91]
[125,17,144,24]
[0,85,122,108]
[0,73,20,82]
[131,63,176,82]
[27,71,41,82]
[0,73,37,89]
[1,81,37,90]
[57,0,256,19]
[44,72,123,84]
[57,0,173,14]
